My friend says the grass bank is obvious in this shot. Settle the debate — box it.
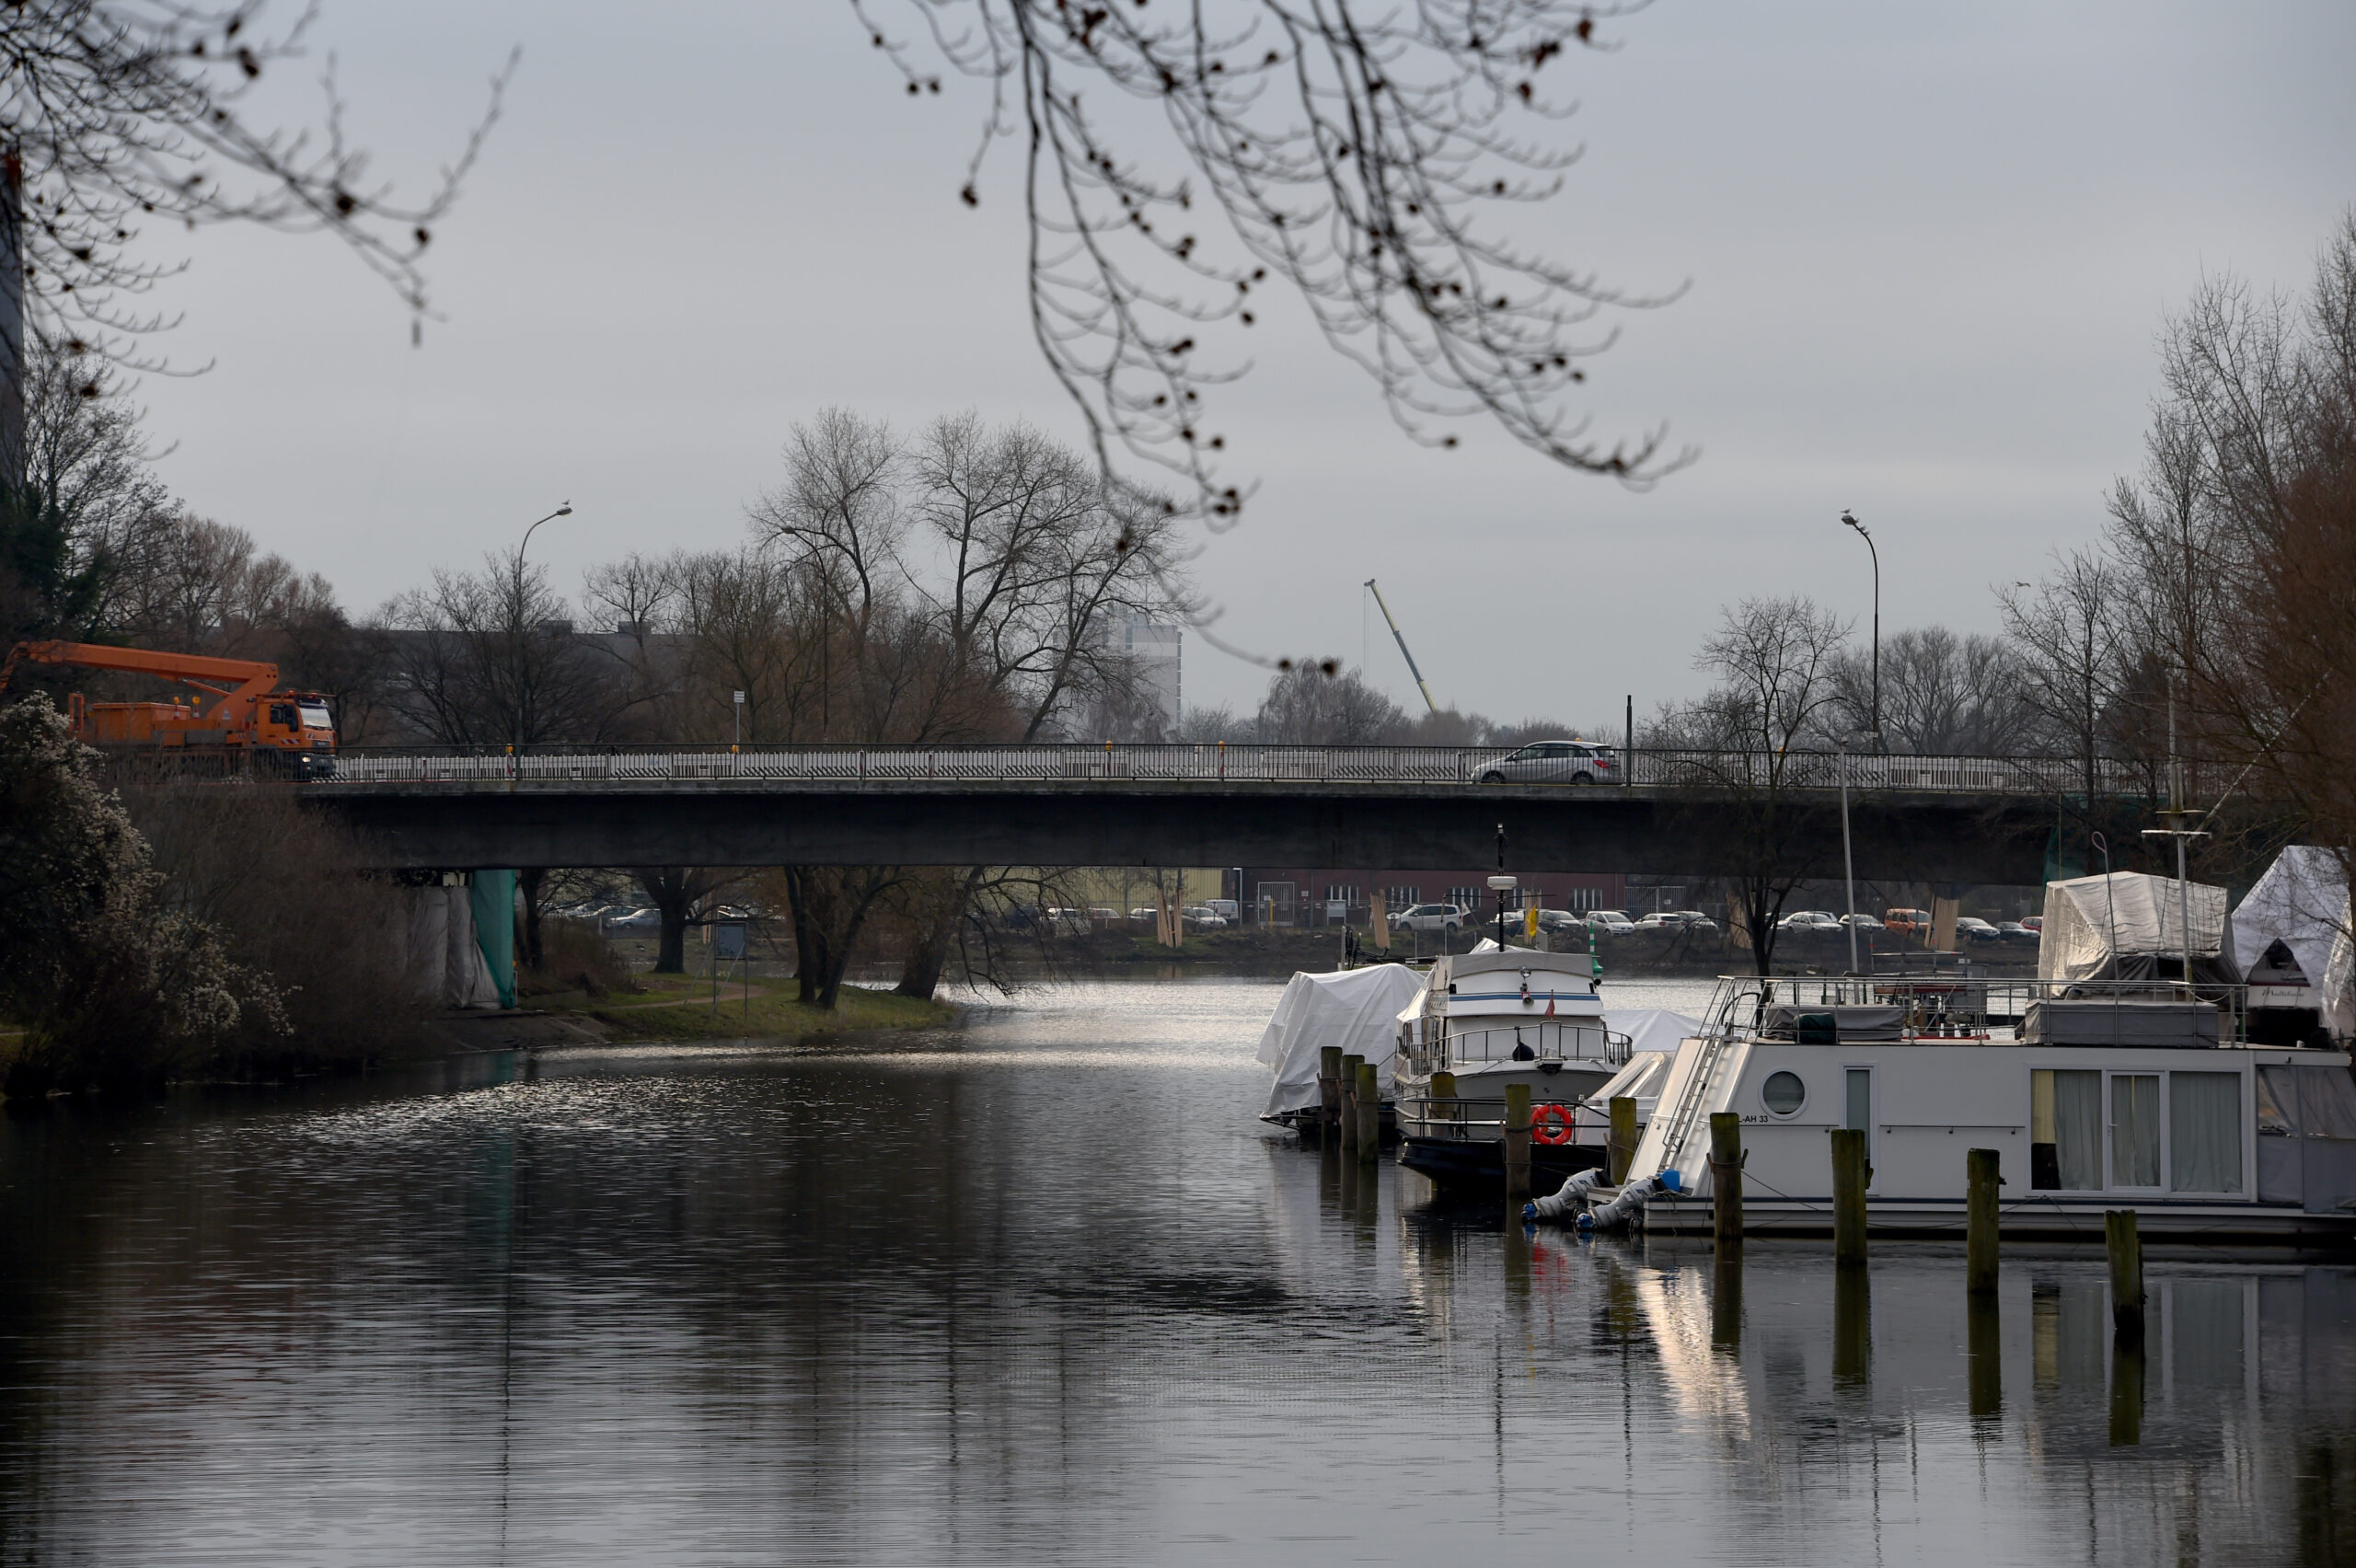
[533,975,958,1043]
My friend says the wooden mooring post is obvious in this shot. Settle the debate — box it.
[1338,1053,1363,1154]
[1317,1045,1344,1141]
[1502,1083,1532,1203]
[1608,1095,1638,1183]
[1966,1148,2001,1295]
[1831,1128,1868,1265]
[1355,1060,1380,1163]
[1430,1069,1459,1128]
[2106,1209,2144,1334]
[1709,1112,1743,1251]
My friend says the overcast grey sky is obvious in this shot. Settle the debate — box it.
[128,1,2356,728]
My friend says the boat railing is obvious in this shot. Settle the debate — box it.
[1703,973,2260,1045]
[1394,1095,1597,1141]
[1408,1022,1631,1074]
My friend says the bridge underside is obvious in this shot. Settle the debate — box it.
[302,781,2058,883]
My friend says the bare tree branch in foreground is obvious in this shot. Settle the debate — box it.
[860,0,1688,521]
[1,0,513,386]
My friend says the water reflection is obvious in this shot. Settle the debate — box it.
[0,977,2350,1565]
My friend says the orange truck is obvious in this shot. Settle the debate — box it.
[1,640,339,778]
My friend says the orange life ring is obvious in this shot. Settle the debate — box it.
[1531,1101,1576,1146]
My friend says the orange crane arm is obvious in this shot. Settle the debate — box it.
[2,640,282,717]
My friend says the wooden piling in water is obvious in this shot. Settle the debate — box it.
[1317,1045,1343,1140]
[1831,1261,1870,1389]
[2106,1209,2144,1334]
[1709,1113,1743,1251]
[1966,1148,2001,1295]
[1831,1128,1868,1265]
[1502,1083,1532,1202]
[1968,1289,2003,1422]
[1355,1061,1380,1163]
[2108,1325,2145,1447]
[1608,1096,1637,1183]
[1338,1053,1363,1154]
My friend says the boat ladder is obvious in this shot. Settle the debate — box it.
[1656,985,1747,1172]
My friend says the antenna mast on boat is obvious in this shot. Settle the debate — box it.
[1365,579,1439,714]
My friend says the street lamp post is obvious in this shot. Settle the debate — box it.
[1840,510,1880,751]
[1838,732,1868,980]
[513,502,573,761]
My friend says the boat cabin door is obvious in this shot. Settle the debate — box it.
[1844,1067,1873,1187]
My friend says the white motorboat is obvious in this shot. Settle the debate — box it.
[1391,945,1633,1192]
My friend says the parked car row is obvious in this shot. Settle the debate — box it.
[1774,907,2043,945]
[1382,904,1720,937]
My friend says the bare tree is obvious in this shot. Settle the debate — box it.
[906,412,1184,740]
[375,552,643,751]
[1647,594,1850,974]
[1997,549,2134,804]
[861,0,1688,518]
[740,409,1189,1003]
[1253,659,1409,743]
[1828,626,2033,756]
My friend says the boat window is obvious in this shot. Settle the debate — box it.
[2302,1066,2356,1138]
[2169,1071,2242,1193]
[2032,1069,2102,1190]
[1761,1070,1805,1116]
[2256,1066,2297,1136]
[2110,1074,2163,1188]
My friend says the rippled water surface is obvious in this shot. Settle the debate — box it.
[3,975,2353,1565]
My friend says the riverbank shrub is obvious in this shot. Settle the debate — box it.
[121,785,430,1075]
[0,698,284,1096]
[520,916,638,999]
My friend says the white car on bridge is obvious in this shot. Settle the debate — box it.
[1474,740,1620,786]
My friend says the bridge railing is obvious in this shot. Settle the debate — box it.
[86,743,2159,795]
[271,744,2155,795]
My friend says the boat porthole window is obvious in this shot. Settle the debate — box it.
[1761,1070,1807,1117]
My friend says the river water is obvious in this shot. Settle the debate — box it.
[1,975,2351,1565]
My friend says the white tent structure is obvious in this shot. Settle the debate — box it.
[1257,964,1428,1118]
[2229,846,2355,1040]
[2038,871,2238,987]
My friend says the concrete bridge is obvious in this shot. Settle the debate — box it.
[261,744,2129,882]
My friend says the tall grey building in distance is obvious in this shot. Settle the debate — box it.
[1077,616,1181,739]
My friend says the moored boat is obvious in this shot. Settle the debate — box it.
[1595,968,2356,1241]
[1391,946,1633,1192]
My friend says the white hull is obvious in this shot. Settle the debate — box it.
[1640,1193,2353,1242]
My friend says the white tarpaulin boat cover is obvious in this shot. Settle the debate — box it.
[1610,1009,1703,1059]
[2038,871,2237,985]
[1258,964,1427,1117]
[2230,847,2355,1036]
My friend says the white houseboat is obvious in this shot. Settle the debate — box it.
[1614,970,2356,1240]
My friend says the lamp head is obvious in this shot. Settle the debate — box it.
[555,502,573,516]
[1840,509,1865,535]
